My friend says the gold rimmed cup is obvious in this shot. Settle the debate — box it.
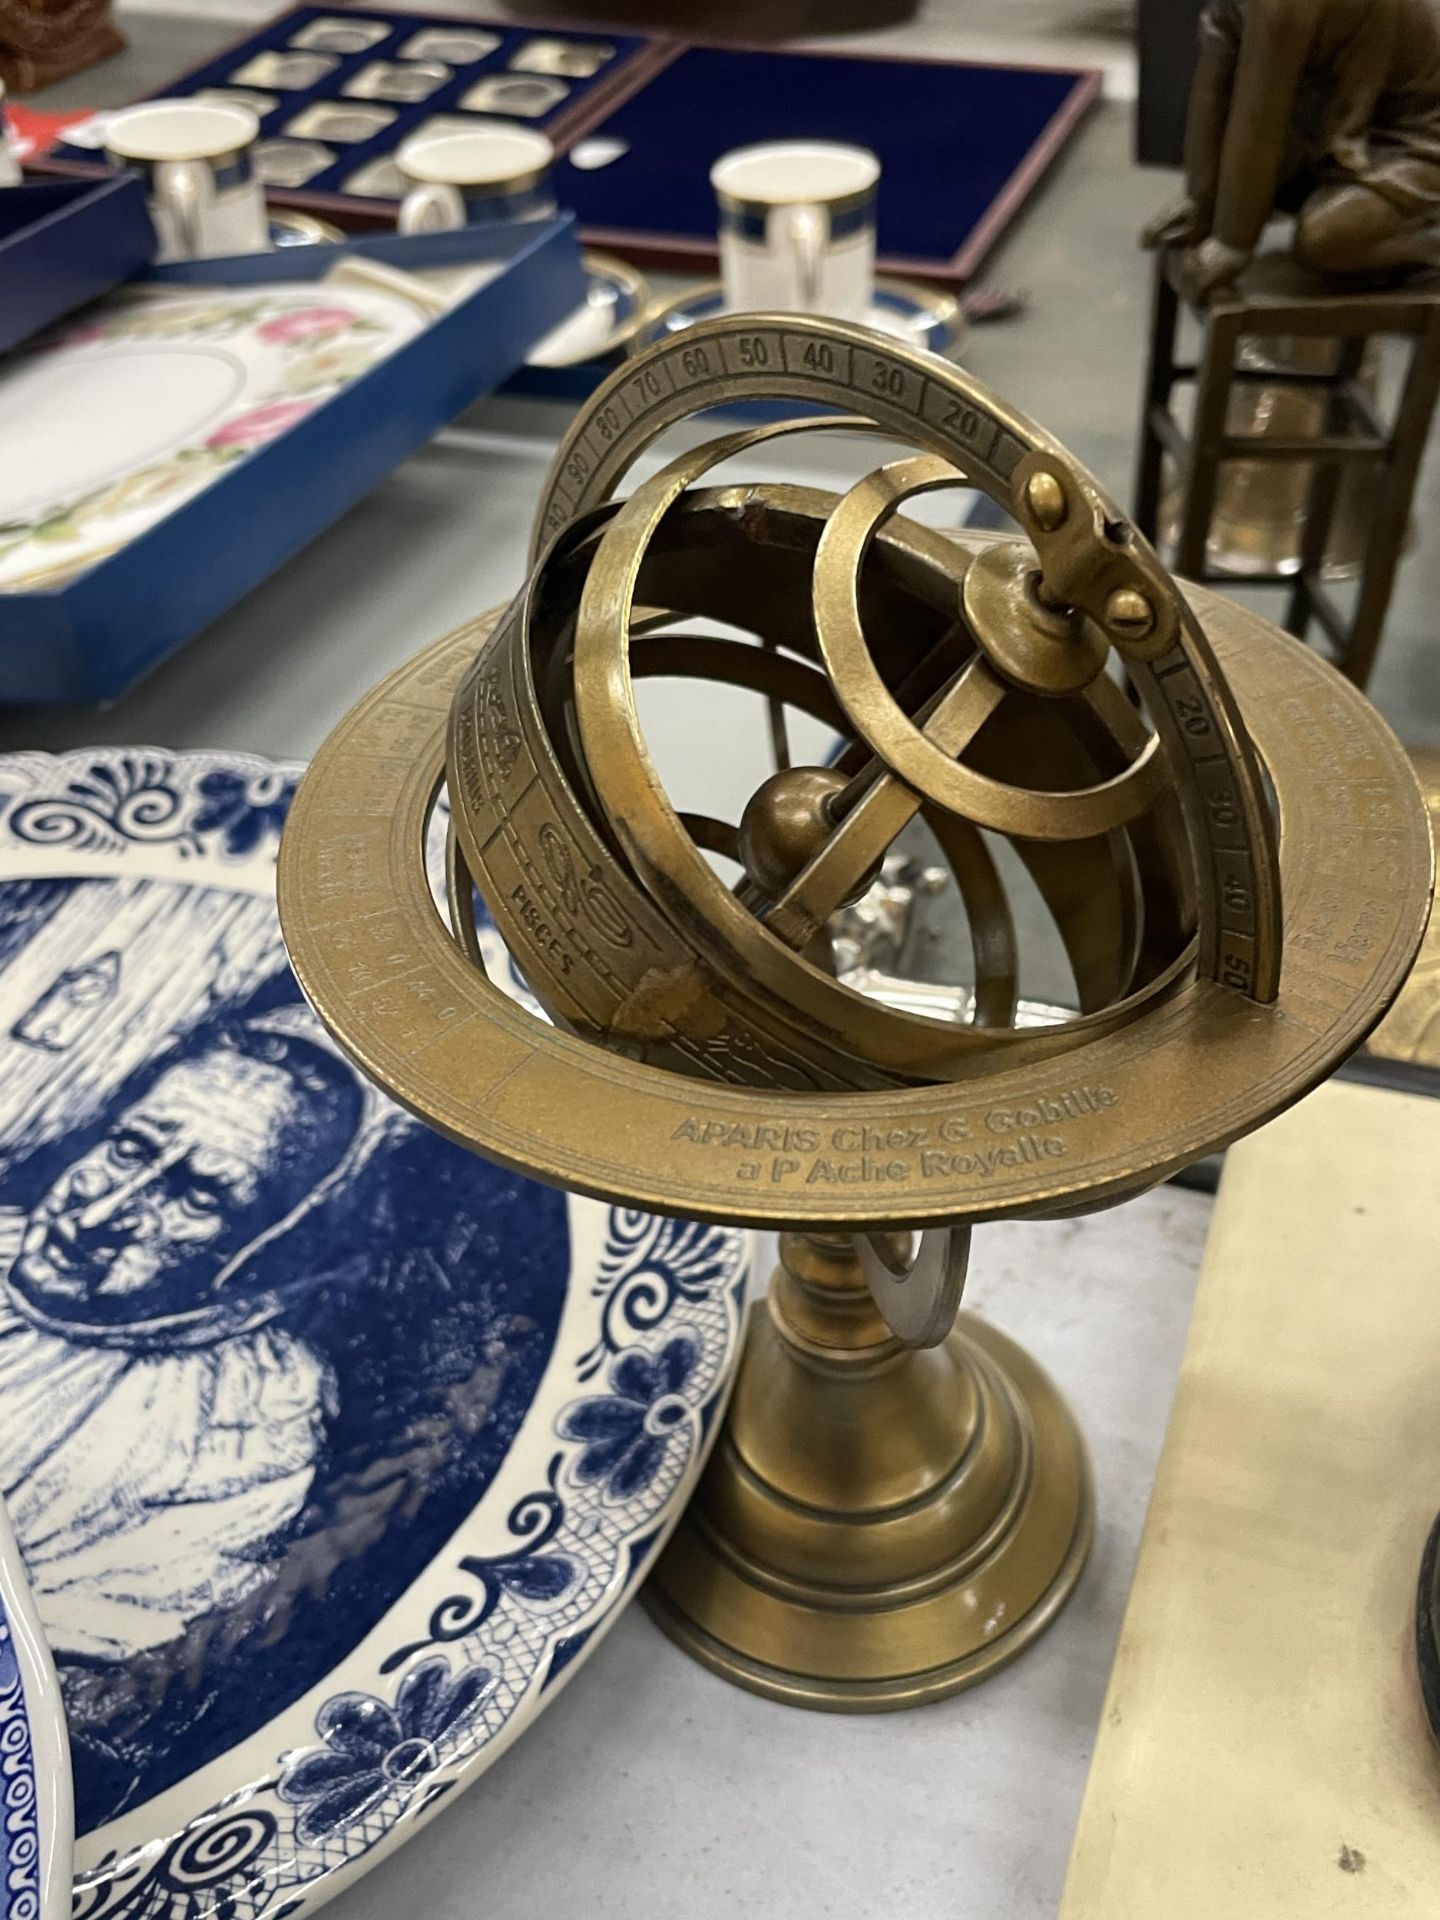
[711,140,880,322]
[396,123,556,235]
[105,99,269,261]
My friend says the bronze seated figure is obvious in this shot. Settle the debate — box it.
[1145,0,1440,301]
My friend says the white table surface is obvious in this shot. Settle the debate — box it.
[0,382,1213,1919]
[336,1192,1210,1920]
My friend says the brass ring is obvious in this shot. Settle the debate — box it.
[550,469,1196,1080]
[811,455,1168,841]
[278,587,1430,1230]
[533,313,1281,1002]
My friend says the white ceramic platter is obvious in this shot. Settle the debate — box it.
[0,1495,73,1920]
[0,285,425,593]
[0,746,748,1920]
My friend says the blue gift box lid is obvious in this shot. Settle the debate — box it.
[0,175,156,355]
[0,215,584,707]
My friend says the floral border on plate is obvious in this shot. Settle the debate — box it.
[0,293,413,589]
[0,1601,42,1920]
[0,747,748,1920]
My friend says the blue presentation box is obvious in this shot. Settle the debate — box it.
[0,215,585,706]
[0,175,156,354]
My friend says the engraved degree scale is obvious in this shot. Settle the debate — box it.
[279,315,1432,1709]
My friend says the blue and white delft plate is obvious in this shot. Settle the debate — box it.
[0,1497,73,1920]
[637,277,965,361]
[0,746,749,1920]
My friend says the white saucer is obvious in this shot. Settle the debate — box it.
[526,251,651,368]
[638,277,964,359]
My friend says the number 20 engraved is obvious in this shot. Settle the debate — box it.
[1175,694,1212,739]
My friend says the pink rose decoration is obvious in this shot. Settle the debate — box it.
[35,319,107,353]
[207,399,315,449]
[256,306,357,345]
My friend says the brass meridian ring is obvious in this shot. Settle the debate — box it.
[534,312,1282,1002]
[277,576,1431,1231]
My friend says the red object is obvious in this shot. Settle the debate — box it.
[6,103,95,161]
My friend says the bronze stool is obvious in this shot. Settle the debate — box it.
[1135,247,1440,690]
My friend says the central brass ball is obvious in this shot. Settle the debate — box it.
[738,765,877,906]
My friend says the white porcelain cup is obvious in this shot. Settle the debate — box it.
[711,140,880,323]
[106,99,269,262]
[396,124,556,235]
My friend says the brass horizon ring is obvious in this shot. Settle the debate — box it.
[280,593,1428,1229]
[278,314,1431,1233]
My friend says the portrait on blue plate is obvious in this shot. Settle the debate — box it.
[0,872,570,1832]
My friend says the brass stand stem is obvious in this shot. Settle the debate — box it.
[644,1231,1093,1710]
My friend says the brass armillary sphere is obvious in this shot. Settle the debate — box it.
[279,314,1431,1710]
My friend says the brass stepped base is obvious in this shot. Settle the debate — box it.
[644,1232,1093,1711]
